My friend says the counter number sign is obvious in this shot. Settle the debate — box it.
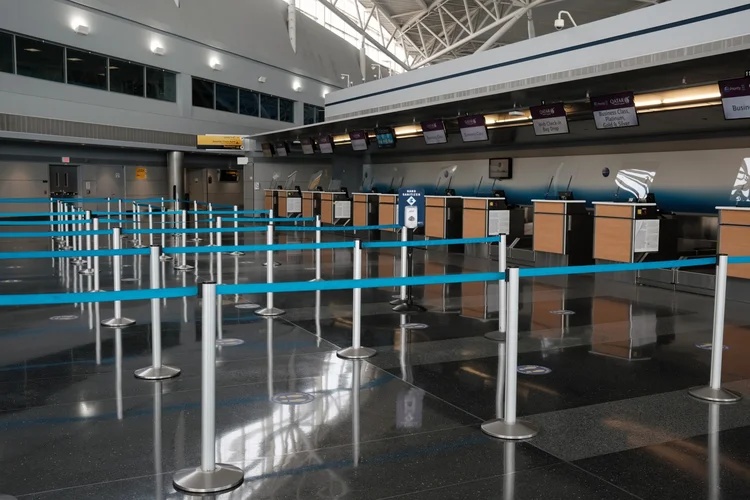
[398,188,425,229]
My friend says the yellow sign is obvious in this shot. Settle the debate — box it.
[135,167,147,180]
[197,135,246,150]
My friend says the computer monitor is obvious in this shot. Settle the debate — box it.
[558,191,574,200]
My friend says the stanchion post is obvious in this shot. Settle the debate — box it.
[688,254,741,402]
[148,205,155,246]
[486,234,508,341]
[135,246,181,380]
[190,200,201,242]
[173,282,244,494]
[310,215,322,282]
[93,218,101,291]
[337,240,375,359]
[174,209,194,271]
[208,203,214,246]
[133,203,146,248]
[79,210,95,275]
[392,228,426,313]
[101,227,136,328]
[256,220,284,317]
[481,267,538,440]
[390,227,408,305]
[230,205,244,255]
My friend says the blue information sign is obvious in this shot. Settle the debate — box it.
[398,188,425,228]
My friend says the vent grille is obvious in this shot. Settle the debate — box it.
[0,113,195,147]
[328,34,750,121]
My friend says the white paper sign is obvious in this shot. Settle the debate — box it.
[287,197,301,213]
[488,210,510,236]
[533,117,569,136]
[334,200,351,219]
[722,96,750,119]
[634,219,659,253]
[591,93,639,130]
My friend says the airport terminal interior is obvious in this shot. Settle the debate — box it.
[3,0,750,498]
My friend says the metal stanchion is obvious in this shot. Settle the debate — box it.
[230,205,244,256]
[174,209,194,271]
[92,218,101,291]
[133,203,147,248]
[255,221,285,317]
[689,254,741,402]
[392,227,426,313]
[309,215,322,282]
[390,227,408,305]
[262,209,281,267]
[160,197,167,246]
[486,234,508,341]
[71,211,85,266]
[338,240,376,359]
[189,200,201,242]
[101,227,136,328]
[79,210,95,275]
[148,206,155,246]
[135,246,181,380]
[173,282,244,494]
[481,267,538,439]
[160,206,172,262]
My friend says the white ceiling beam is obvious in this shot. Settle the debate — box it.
[474,0,499,20]
[463,0,475,31]
[475,0,545,52]
[442,7,472,35]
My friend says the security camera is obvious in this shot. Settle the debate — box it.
[554,18,565,30]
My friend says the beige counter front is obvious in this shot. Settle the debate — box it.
[378,195,397,231]
[532,199,593,265]
[718,207,750,279]
[592,202,658,263]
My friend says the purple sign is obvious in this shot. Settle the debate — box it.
[300,137,314,155]
[318,135,334,154]
[530,103,569,136]
[421,119,448,145]
[458,115,488,142]
[591,92,638,129]
[349,130,369,151]
[719,78,750,119]
[275,142,288,157]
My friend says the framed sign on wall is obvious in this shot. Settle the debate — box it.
[489,158,512,180]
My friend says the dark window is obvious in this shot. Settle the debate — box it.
[316,106,325,123]
[279,98,294,123]
[192,78,214,109]
[16,36,64,82]
[240,89,260,117]
[260,94,278,120]
[0,31,12,74]
[215,83,238,112]
[303,103,315,125]
[65,48,107,90]
[109,58,144,97]
[146,67,176,102]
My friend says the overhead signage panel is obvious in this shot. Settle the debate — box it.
[318,135,334,154]
[301,137,315,155]
[458,115,488,142]
[591,92,638,130]
[530,103,569,136]
[261,142,274,157]
[375,127,397,148]
[275,142,289,157]
[421,119,448,145]
[349,130,369,151]
[197,134,248,150]
[719,77,750,119]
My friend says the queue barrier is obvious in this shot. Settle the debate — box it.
[0,229,112,238]
[363,236,498,248]
[188,210,268,215]
[0,211,84,218]
[0,285,196,306]
[0,219,92,226]
[275,224,400,232]
[214,217,316,223]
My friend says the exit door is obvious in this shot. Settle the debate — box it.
[49,165,79,198]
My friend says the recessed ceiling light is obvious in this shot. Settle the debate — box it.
[67,57,83,62]
[24,47,41,53]
[108,66,119,70]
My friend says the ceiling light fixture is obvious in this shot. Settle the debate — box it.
[66,57,83,62]
[210,58,222,71]
[108,65,119,70]
[150,42,165,56]
[23,47,41,53]
[72,21,90,35]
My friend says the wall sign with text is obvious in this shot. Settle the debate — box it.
[591,92,639,130]
[530,103,569,136]
[458,115,488,142]
[421,119,448,145]
[719,77,750,120]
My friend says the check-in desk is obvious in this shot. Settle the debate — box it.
[532,200,593,266]
[353,193,381,240]
[321,192,351,225]
[593,202,661,263]
[378,195,398,238]
[301,191,320,220]
[264,189,276,213]
[462,197,524,257]
[717,207,750,279]
[425,196,463,251]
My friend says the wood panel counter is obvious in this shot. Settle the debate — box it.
[378,195,398,231]
[425,196,462,239]
[353,193,379,227]
[718,206,750,279]
[532,199,593,265]
[592,202,659,263]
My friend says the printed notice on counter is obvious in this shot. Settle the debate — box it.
[591,92,639,130]
[334,200,351,219]
[530,103,569,136]
[488,210,510,236]
[634,219,659,253]
[719,77,750,120]
[287,197,301,213]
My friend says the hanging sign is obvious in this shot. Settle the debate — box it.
[457,115,488,142]
[318,135,334,154]
[591,92,638,130]
[421,119,448,144]
[719,77,750,119]
[349,130,369,151]
[197,135,248,150]
[301,137,315,155]
[530,103,569,136]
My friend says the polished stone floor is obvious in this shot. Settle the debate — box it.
[1,231,750,499]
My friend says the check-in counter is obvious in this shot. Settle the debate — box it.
[532,199,593,266]
[301,191,319,219]
[462,197,524,241]
[321,191,351,225]
[378,195,398,233]
[717,207,750,279]
[593,202,660,263]
[264,189,275,212]
[425,196,462,251]
[353,193,379,227]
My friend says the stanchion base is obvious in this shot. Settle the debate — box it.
[133,243,147,249]
[159,254,173,261]
[188,237,202,242]
[174,264,194,271]
[484,330,507,342]
[389,298,406,306]
[230,251,245,256]
[688,386,742,403]
[78,268,95,276]
[255,307,285,317]
[262,262,282,267]
[71,258,85,267]
[134,365,181,380]
[309,278,324,282]
[337,346,376,359]
[393,303,427,313]
[173,464,244,494]
[101,317,136,328]
[481,418,539,440]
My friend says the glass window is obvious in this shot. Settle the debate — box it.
[65,48,107,90]
[109,58,144,97]
[239,89,259,117]
[260,94,278,120]
[146,67,176,102]
[16,36,64,82]
[192,78,214,109]
[303,103,315,125]
[0,31,12,74]
[316,106,325,123]
[215,83,238,112]
[279,98,294,123]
